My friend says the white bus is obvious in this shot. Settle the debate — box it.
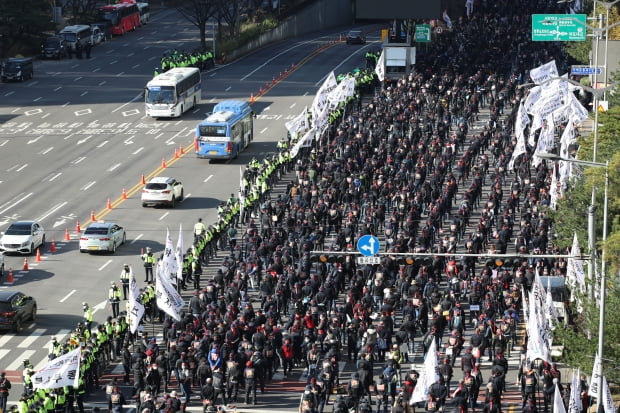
[137,2,150,25]
[145,67,201,118]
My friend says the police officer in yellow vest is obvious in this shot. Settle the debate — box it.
[82,303,93,333]
[109,282,121,318]
[141,247,155,282]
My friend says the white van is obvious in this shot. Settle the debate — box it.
[59,25,92,51]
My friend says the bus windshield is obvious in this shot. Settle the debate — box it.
[62,33,77,42]
[145,86,176,104]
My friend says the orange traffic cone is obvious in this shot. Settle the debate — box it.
[76,220,81,233]
[35,248,42,262]
[194,139,199,152]
[64,228,70,241]
[141,174,146,185]
[107,198,112,210]
[162,157,167,168]
[7,268,13,283]
[174,148,179,159]
[23,258,29,271]
[179,144,185,155]
[50,239,57,253]
[122,188,128,200]
[250,93,255,103]
[90,210,96,221]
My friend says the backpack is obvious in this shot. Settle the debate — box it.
[383,367,397,392]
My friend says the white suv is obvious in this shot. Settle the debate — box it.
[141,177,184,208]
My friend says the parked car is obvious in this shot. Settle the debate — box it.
[0,291,37,333]
[91,26,105,46]
[92,22,113,41]
[0,221,45,255]
[141,177,184,208]
[79,222,126,254]
[346,29,366,45]
[41,36,67,59]
[1,58,34,82]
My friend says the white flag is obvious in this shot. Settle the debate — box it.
[128,263,145,333]
[442,10,453,29]
[545,276,559,324]
[311,71,337,125]
[155,263,184,321]
[569,369,583,413]
[602,376,615,413]
[554,383,567,413]
[32,348,81,390]
[161,228,179,283]
[410,338,439,404]
[530,60,559,84]
[589,355,601,398]
[175,224,184,281]
[375,50,385,82]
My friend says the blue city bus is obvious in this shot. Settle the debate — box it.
[195,100,254,160]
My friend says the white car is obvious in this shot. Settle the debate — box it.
[141,177,184,208]
[91,26,105,46]
[79,222,126,254]
[0,221,45,255]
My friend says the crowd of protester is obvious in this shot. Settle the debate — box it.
[16,1,594,413]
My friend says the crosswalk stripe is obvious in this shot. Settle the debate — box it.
[6,349,36,371]
[0,334,15,347]
[18,328,46,348]
[0,349,10,362]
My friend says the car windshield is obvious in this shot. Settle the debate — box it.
[5,223,31,235]
[0,302,12,312]
[145,183,168,190]
[146,86,176,104]
[46,39,60,47]
[84,227,109,235]
[349,31,361,37]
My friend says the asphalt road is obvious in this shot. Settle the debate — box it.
[0,6,380,408]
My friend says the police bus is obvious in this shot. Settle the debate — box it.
[145,67,201,118]
[195,100,254,160]
[137,2,150,25]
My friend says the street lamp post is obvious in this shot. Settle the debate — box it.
[535,152,608,408]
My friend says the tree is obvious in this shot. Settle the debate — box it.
[0,0,55,57]
[547,105,620,385]
[64,0,99,25]
[173,0,216,51]
[214,0,242,39]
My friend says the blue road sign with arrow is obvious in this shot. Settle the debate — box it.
[357,235,380,256]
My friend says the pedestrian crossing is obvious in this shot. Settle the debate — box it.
[0,327,72,373]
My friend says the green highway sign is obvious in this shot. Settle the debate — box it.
[415,24,431,43]
[532,14,587,41]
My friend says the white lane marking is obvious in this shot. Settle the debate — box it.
[4,91,14,97]
[62,102,70,107]
[99,81,106,86]
[60,290,77,302]
[16,164,28,172]
[225,86,231,91]
[0,350,10,362]
[53,86,62,92]
[42,113,50,119]
[111,92,143,113]
[49,172,62,181]
[72,157,86,164]
[33,97,42,102]
[0,335,15,348]
[260,127,268,134]
[36,202,67,222]
[93,68,100,72]
[74,76,82,82]
[18,328,46,348]
[82,181,96,190]
[99,259,113,271]
[97,140,109,148]
[132,64,140,69]
[203,174,213,183]
[0,140,7,146]
[241,40,310,81]
[290,102,296,108]
[110,60,118,64]
[108,163,121,172]
[132,147,144,155]
[42,147,53,154]
[81,91,88,96]
[0,192,33,215]
[130,233,143,244]
[158,212,169,221]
